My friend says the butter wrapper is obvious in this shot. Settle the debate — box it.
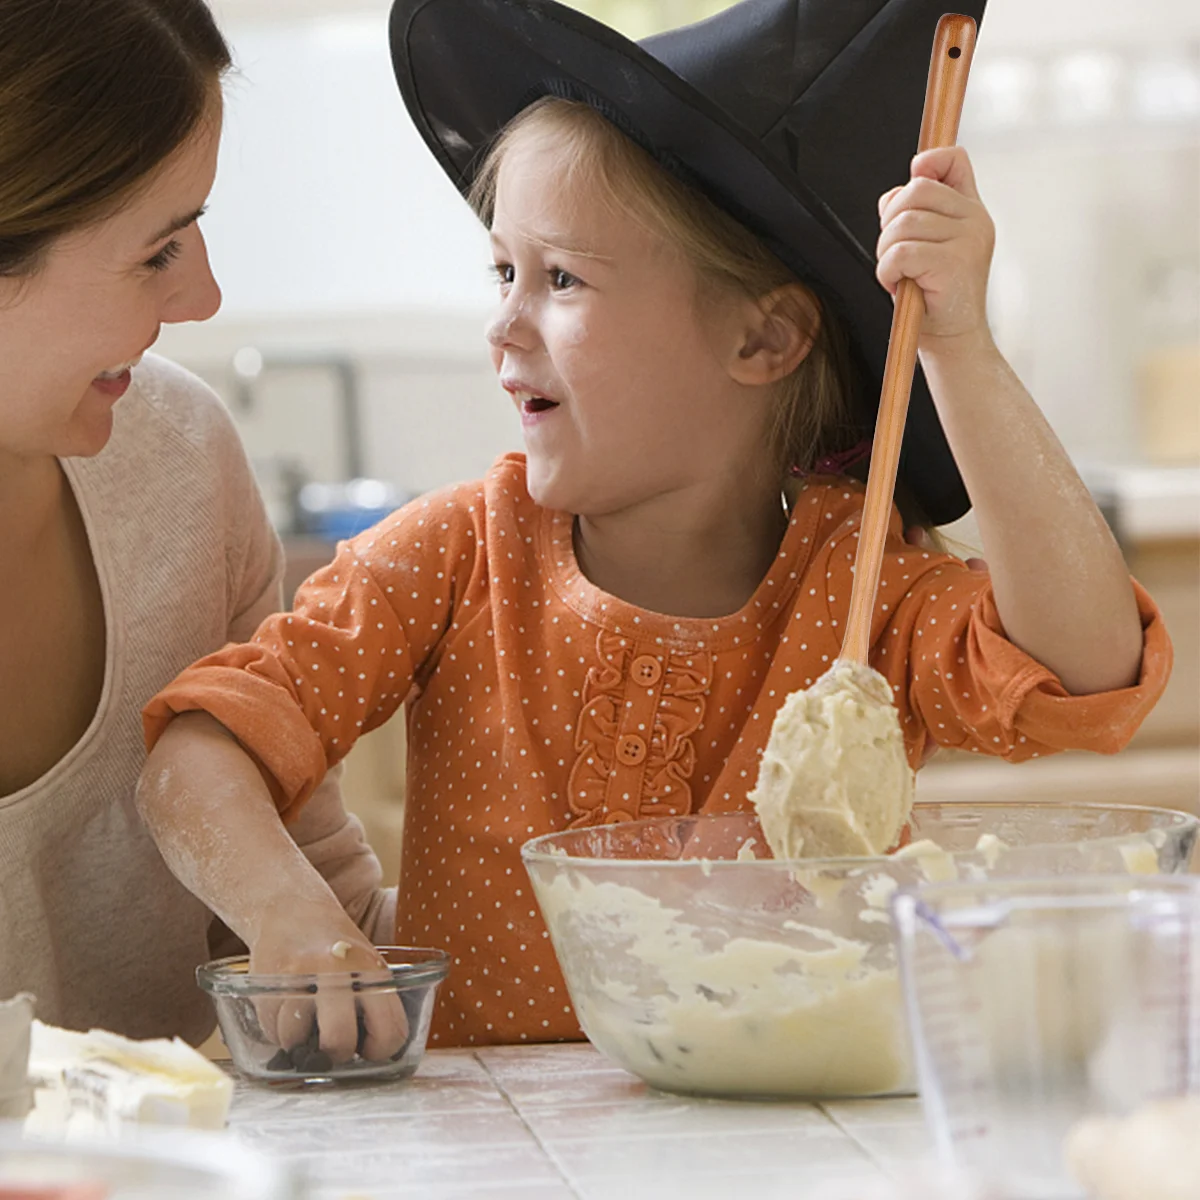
[25,1021,233,1136]
[0,993,35,1120]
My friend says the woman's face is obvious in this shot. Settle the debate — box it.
[0,98,223,461]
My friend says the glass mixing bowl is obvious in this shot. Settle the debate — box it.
[521,803,1198,1101]
[197,946,449,1085]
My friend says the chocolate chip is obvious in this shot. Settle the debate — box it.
[304,1049,333,1073]
[266,1049,291,1072]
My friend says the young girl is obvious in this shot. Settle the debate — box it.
[138,0,1169,1055]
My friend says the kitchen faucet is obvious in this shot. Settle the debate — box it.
[230,346,365,481]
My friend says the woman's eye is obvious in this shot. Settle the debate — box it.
[488,263,514,286]
[144,240,183,272]
[549,267,579,290]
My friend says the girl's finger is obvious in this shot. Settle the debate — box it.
[879,175,972,230]
[276,995,316,1051]
[314,985,360,1064]
[359,990,410,1062]
[253,995,285,1050]
[876,239,980,295]
[876,210,959,262]
[875,239,942,294]
[910,145,981,202]
[877,184,903,219]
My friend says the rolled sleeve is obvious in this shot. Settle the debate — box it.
[895,567,1171,762]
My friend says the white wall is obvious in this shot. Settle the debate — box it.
[157,1,1200,502]
[202,12,492,316]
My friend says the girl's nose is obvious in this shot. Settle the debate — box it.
[486,295,535,351]
[161,229,222,325]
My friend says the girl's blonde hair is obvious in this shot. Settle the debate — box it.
[468,97,860,486]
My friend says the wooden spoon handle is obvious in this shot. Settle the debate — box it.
[839,13,978,666]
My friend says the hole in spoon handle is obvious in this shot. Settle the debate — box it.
[918,15,978,154]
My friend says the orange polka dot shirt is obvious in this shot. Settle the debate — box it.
[143,453,1171,1047]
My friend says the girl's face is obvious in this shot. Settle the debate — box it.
[487,133,772,517]
[0,98,223,463]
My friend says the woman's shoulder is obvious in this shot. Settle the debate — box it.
[93,354,267,548]
[122,353,245,468]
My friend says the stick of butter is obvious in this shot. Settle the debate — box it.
[24,1021,233,1136]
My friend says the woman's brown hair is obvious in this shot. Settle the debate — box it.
[0,0,231,276]
[467,97,861,488]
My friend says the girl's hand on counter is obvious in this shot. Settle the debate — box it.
[250,896,409,1063]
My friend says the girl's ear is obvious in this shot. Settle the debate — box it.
[727,284,820,387]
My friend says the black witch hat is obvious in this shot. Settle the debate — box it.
[389,0,986,524]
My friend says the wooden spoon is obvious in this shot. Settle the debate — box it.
[839,13,979,666]
[748,17,980,861]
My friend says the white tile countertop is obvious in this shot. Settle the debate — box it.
[227,1042,931,1199]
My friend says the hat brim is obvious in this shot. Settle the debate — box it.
[390,0,970,524]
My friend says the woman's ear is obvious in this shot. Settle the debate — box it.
[727,284,820,387]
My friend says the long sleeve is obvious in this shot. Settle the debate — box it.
[801,482,1173,767]
[144,480,487,821]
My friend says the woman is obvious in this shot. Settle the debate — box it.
[0,0,390,1043]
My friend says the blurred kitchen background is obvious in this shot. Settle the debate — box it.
[160,0,1200,879]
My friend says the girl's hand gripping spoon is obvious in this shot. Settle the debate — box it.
[750,15,978,860]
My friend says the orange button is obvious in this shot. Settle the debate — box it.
[616,734,647,766]
[604,809,636,824]
[631,655,662,687]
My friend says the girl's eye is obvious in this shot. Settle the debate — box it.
[549,267,579,290]
[489,262,514,286]
[144,239,183,273]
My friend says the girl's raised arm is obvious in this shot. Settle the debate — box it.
[877,145,1143,695]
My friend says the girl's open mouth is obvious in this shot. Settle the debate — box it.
[501,379,561,425]
[514,391,561,427]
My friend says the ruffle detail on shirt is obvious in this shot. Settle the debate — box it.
[567,632,712,827]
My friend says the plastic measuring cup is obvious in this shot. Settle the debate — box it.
[892,875,1200,1199]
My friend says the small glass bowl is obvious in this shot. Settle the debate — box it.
[197,946,449,1085]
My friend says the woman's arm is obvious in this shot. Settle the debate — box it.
[876,146,1142,695]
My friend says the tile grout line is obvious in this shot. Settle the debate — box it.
[816,1102,890,1172]
[473,1051,585,1199]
